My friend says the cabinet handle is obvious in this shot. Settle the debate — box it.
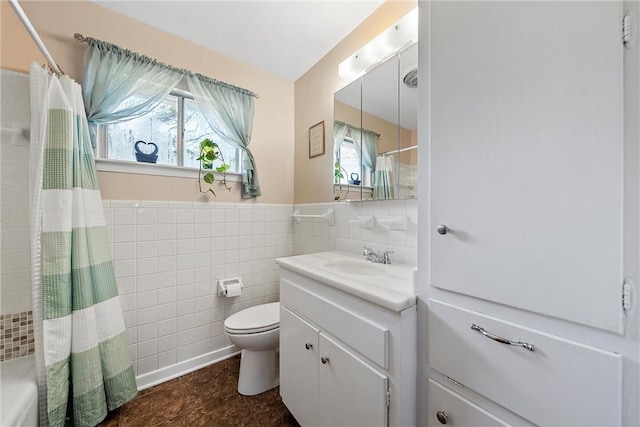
[436,224,450,235]
[305,343,313,350]
[320,356,329,364]
[436,411,448,424]
[471,324,535,351]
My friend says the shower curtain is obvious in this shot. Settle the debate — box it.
[29,63,137,427]
[373,154,395,200]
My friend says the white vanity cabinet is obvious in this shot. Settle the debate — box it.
[281,307,388,427]
[424,1,636,426]
[277,262,417,427]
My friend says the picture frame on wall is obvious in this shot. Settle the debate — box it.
[309,121,325,158]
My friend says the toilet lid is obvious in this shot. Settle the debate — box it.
[224,302,280,334]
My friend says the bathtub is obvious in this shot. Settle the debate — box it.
[1,355,38,426]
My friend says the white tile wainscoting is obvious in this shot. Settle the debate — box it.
[293,199,418,261]
[103,200,293,383]
[109,198,417,385]
[0,195,416,386]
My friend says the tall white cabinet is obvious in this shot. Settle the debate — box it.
[421,1,639,426]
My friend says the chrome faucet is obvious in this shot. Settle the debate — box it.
[362,246,394,264]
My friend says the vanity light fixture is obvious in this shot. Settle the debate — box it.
[338,7,418,81]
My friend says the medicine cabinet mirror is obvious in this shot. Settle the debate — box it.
[333,42,418,201]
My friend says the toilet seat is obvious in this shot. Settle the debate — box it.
[224,302,280,334]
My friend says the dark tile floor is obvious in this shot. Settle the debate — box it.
[99,355,300,427]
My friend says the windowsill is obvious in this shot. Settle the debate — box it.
[333,183,373,191]
[95,158,242,182]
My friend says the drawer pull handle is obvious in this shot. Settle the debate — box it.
[305,343,313,350]
[471,324,535,351]
[436,411,448,424]
[321,356,330,364]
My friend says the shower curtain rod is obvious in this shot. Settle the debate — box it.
[380,144,418,156]
[9,0,63,75]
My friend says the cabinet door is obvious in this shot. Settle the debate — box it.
[319,333,388,427]
[280,307,319,426]
[429,2,624,333]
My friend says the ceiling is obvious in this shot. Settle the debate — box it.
[91,1,384,82]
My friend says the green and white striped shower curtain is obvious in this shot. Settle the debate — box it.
[29,63,137,427]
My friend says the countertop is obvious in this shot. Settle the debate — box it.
[276,251,417,312]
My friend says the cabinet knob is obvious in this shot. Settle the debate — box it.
[436,410,448,424]
[320,356,330,364]
[436,224,450,235]
[305,343,313,350]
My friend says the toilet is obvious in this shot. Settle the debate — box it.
[224,302,280,396]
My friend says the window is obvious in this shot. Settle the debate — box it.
[336,138,371,186]
[97,91,241,173]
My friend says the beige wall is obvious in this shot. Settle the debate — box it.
[1,0,294,204]
[294,0,417,204]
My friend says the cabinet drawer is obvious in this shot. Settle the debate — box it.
[281,278,388,369]
[429,299,622,426]
[428,379,509,427]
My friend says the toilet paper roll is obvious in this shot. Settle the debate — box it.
[225,282,242,297]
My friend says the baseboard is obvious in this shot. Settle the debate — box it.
[135,345,241,391]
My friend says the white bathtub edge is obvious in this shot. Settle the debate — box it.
[135,345,240,391]
[1,354,38,427]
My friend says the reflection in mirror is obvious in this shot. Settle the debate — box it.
[333,78,364,201]
[333,42,418,201]
[362,51,399,200]
[396,43,418,199]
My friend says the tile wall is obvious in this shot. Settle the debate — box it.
[1,153,416,371]
[103,200,293,376]
[293,199,418,259]
[1,69,32,317]
[0,311,34,361]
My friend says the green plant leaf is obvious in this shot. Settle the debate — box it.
[203,172,214,184]
[216,164,231,173]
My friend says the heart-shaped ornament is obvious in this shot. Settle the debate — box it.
[134,140,159,163]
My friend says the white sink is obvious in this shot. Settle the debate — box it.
[322,259,386,276]
[276,251,417,312]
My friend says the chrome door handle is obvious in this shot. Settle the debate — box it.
[471,324,535,351]
[436,224,450,235]
[320,356,329,364]
[305,343,313,350]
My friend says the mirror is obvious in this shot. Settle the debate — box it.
[333,42,418,201]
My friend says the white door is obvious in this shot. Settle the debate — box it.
[429,1,624,333]
[318,333,389,427]
[279,307,319,426]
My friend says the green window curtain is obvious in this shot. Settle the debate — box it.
[351,128,378,172]
[333,121,350,157]
[187,74,260,198]
[82,38,184,147]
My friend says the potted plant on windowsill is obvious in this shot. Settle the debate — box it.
[333,161,351,201]
[198,138,232,196]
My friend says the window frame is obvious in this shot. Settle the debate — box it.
[94,89,243,180]
[335,137,371,187]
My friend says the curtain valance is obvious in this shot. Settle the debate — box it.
[82,36,258,98]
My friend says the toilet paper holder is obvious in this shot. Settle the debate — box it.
[218,277,243,297]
